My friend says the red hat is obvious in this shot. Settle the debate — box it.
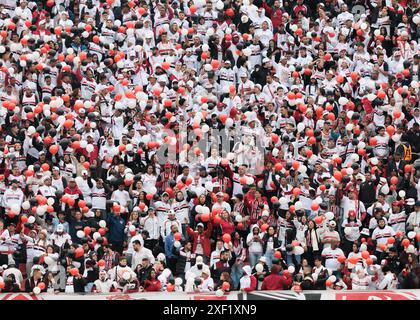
[348,210,356,217]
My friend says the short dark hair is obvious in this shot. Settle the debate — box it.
[133,240,141,246]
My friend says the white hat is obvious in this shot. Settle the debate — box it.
[56,224,64,232]
[406,198,415,206]
[262,57,270,63]
[329,220,336,227]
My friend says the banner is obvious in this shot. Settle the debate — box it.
[1,290,420,300]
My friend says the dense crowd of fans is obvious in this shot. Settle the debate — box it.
[0,0,419,296]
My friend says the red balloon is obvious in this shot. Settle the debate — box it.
[222,282,230,291]
[387,237,395,244]
[274,163,283,171]
[402,238,410,247]
[98,259,106,267]
[261,223,269,232]
[314,216,323,225]
[348,256,359,265]
[333,171,343,181]
[98,228,106,236]
[337,255,346,264]
[293,188,301,197]
[83,226,91,235]
[75,247,84,258]
[404,165,413,174]
[311,202,320,211]
[393,109,402,119]
[292,161,300,170]
[38,282,46,290]
[390,176,398,185]
[69,268,79,276]
[49,145,59,155]
[201,212,210,222]
[174,232,182,241]
[222,233,231,243]
[361,251,370,259]
[226,8,234,17]
[219,114,228,124]
[67,197,75,207]
[274,251,282,259]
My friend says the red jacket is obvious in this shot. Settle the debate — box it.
[144,279,161,292]
[261,271,293,290]
[187,223,213,256]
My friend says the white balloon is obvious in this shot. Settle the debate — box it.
[325,212,334,220]
[129,225,136,232]
[381,184,389,195]
[288,266,295,274]
[413,15,420,24]
[345,123,354,131]
[99,220,106,228]
[204,64,212,71]
[202,44,209,52]
[338,97,349,105]
[93,232,101,240]
[225,118,234,127]
[295,201,303,211]
[27,126,36,135]
[290,24,298,32]
[175,277,183,286]
[293,246,304,255]
[202,124,210,133]
[357,141,366,149]
[27,216,35,224]
[360,22,368,30]
[36,206,46,216]
[80,140,88,149]
[243,48,252,57]
[77,230,86,238]
[370,157,379,165]
[174,241,181,248]
[255,263,264,273]
[374,29,381,37]
[328,275,336,283]
[33,287,41,295]
[47,198,55,206]
[408,231,416,239]
[235,215,243,223]
[347,167,354,175]
[297,123,305,132]
[215,289,224,297]
[398,190,406,198]
[246,176,254,185]
[10,204,21,215]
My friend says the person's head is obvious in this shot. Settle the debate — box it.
[378,218,386,228]
[133,240,142,251]
[119,256,127,267]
